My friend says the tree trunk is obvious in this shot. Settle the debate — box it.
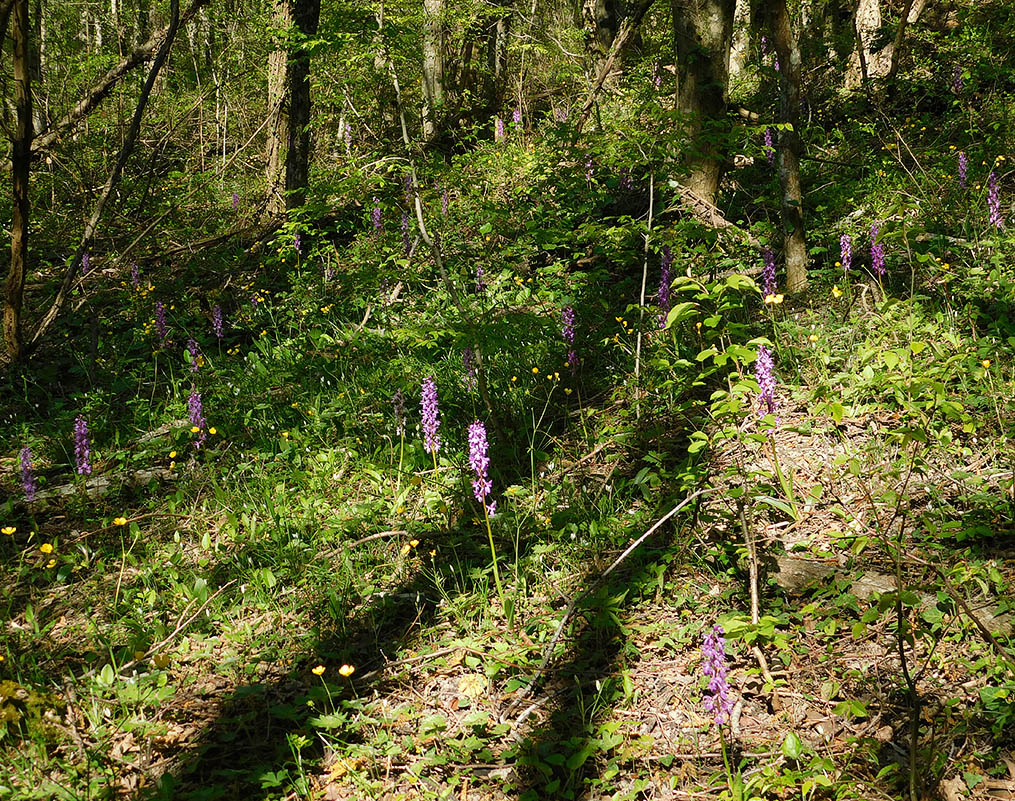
[484,2,511,113]
[265,0,291,216]
[846,0,882,89]
[4,0,32,362]
[284,0,320,208]
[768,0,807,292]
[671,0,735,205]
[421,0,445,140]
[728,0,751,84]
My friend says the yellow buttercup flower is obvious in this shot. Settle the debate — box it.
[400,544,411,555]
[982,359,991,368]
[409,539,419,548]
[1,526,15,536]
[114,517,128,526]
[312,665,326,676]
[191,426,201,434]
[46,559,56,569]
[39,543,53,554]
[209,427,217,435]
[169,451,177,459]
[808,334,818,343]
[832,286,843,298]
[764,293,785,305]
[531,367,539,374]
[339,664,355,677]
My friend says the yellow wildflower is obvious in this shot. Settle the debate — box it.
[764,293,785,305]
[982,359,991,368]
[169,451,177,459]
[39,543,53,554]
[532,367,539,374]
[2,526,15,536]
[832,286,843,298]
[339,664,355,677]
[312,665,326,676]
[114,517,127,526]
[808,334,818,343]
[209,427,217,435]
[191,426,201,434]
[46,559,56,569]
[409,539,419,548]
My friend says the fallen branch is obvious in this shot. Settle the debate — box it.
[503,487,714,723]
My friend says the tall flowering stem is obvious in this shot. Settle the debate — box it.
[958,151,968,190]
[212,305,224,341]
[562,306,578,372]
[463,347,477,391]
[870,223,885,278]
[761,247,777,299]
[187,338,201,373]
[188,387,207,449]
[372,197,382,234]
[468,421,506,619]
[658,246,672,329]
[131,263,140,289]
[20,447,37,502]
[702,624,735,725]
[421,377,441,473]
[840,234,852,273]
[475,266,487,294]
[763,127,775,166]
[74,415,92,475]
[989,171,1003,229]
[755,345,777,418]
[154,301,169,348]
[494,117,505,141]
[401,213,411,255]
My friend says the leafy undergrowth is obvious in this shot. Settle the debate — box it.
[4,86,1015,801]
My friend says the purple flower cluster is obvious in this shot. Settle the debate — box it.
[131,262,140,289]
[702,624,735,725]
[187,338,201,372]
[554,107,568,122]
[154,301,169,347]
[294,232,302,254]
[762,247,777,298]
[212,305,224,341]
[463,347,477,391]
[372,198,382,233]
[513,107,522,126]
[442,187,449,217]
[467,421,495,515]
[989,171,1003,229]
[20,446,37,501]
[658,246,673,329]
[188,387,207,449]
[393,389,406,436]
[232,192,240,211]
[840,234,852,272]
[870,223,885,277]
[74,415,92,475]
[475,266,487,294]
[562,306,578,371]
[495,117,505,141]
[585,154,594,182]
[952,66,963,94]
[421,377,441,456]
[82,252,90,275]
[652,63,662,89]
[401,213,411,255]
[755,344,777,417]
[958,151,968,190]
[344,123,352,152]
[764,127,775,166]
[403,174,413,206]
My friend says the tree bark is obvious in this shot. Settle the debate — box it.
[421,0,446,140]
[671,0,735,205]
[768,0,807,292]
[4,0,32,362]
[265,0,291,216]
[285,0,320,208]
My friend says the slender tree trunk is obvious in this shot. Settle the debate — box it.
[285,0,320,208]
[5,0,32,362]
[671,0,735,204]
[421,0,445,140]
[265,0,291,215]
[846,0,881,88]
[768,0,807,292]
[484,1,512,113]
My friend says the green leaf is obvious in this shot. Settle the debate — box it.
[782,731,805,760]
